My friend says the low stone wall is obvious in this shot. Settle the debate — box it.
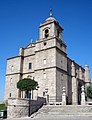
[7,97,46,118]
[7,98,29,118]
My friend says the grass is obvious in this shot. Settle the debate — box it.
[0,104,7,111]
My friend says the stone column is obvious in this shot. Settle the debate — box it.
[71,61,78,105]
[33,90,38,100]
[84,65,91,86]
[79,67,82,80]
[21,91,25,98]
[62,87,66,105]
[81,86,86,105]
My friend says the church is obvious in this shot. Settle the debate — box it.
[4,10,91,105]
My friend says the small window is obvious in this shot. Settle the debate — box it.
[43,73,46,79]
[61,74,63,80]
[11,65,14,72]
[44,59,46,65]
[10,78,12,84]
[57,30,60,37]
[61,60,63,67]
[44,42,47,46]
[61,73,63,76]
[29,63,32,69]
[43,92,45,96]
[45,29,49,38]
[9,93,11,97]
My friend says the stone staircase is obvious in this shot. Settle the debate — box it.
[31,105,92,118]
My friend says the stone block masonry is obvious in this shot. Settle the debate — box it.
[7,98,29,118]
[7,97,46,118]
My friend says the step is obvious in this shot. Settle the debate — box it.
[31,105,92,118]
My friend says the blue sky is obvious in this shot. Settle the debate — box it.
[0,0,92,100]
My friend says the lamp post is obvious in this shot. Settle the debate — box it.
[28,90,31,117]
[45,88,48,104]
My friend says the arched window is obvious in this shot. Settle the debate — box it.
[45,29,49,38]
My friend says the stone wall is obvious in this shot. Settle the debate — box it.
[7,97,46,118]
[7,98,29,118]
[4,74,20,100]
[6,56,22,75]
[35,68,56,98]
[4,56,23,100]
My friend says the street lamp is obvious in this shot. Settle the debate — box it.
[28,90,31,117]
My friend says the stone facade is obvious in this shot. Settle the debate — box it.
[4,11,91,105]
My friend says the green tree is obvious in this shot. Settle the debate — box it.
[87,84,92,99]
[0,104,7,110]
[17,78,38,98]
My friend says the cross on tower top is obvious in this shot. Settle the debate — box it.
[50,8,53,17]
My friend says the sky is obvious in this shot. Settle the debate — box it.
[0,0,92,101]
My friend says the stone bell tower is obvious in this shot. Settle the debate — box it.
[35,9,67,102]
[39,9,63,40]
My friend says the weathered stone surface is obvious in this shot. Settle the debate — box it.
[31,105,92,118]
[5,115,92,120]
[7,97,46,118]
[7,98,29,118]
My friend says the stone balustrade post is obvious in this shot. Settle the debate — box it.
[45,89,49,104]
[81,86,86,105]
[62,87,66,105]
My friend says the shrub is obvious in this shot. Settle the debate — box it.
[87,84,92,99]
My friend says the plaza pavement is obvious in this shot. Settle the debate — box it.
[5,115,92,120]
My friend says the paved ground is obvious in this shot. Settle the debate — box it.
[5,115,92,120]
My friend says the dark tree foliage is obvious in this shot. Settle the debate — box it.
[17,78,38,91]
[87,84,92,99]
[0,104,7,110]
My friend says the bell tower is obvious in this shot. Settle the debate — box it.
[39,9,64,41]
[35,9,67,102]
